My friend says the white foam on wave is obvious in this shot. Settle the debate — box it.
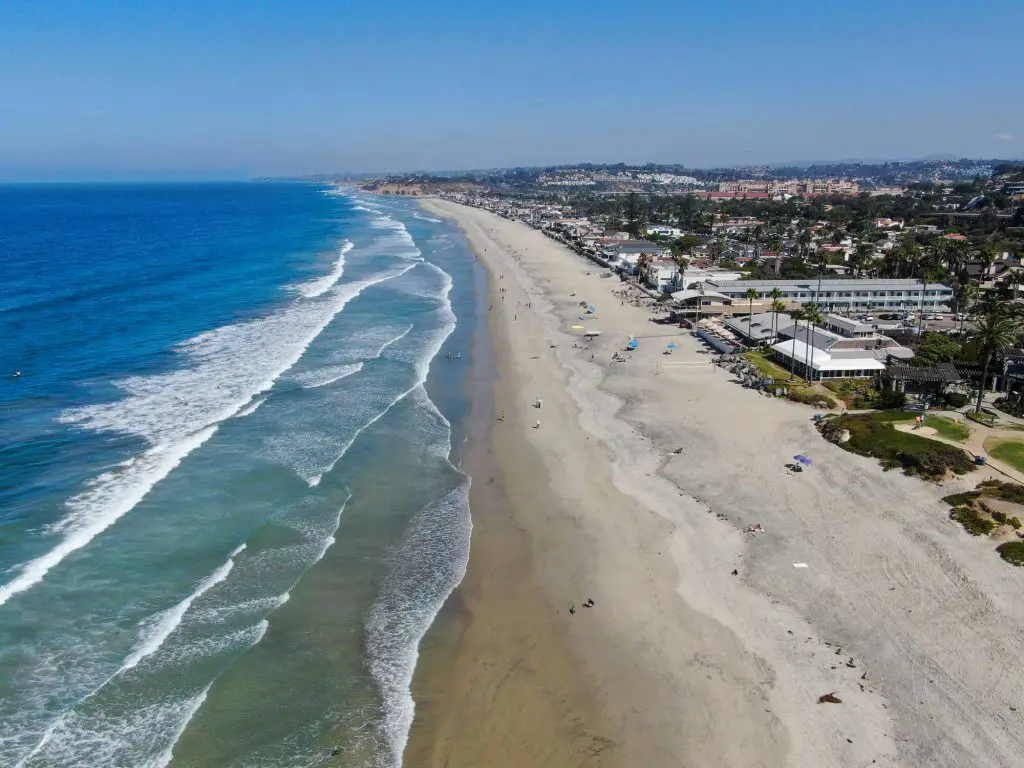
[121,543,246,671]
[11,545,249,766]
[0,425,218,608]
[0,248,419,608]
[365,430,471,767]
[304,264,455,488]
[291,362,364,390]
[141,619,271,672]
[233,396,266,418]
[296,240,352,299]
[370,214,424,261]
[192,592,289,623]
[412,212,442,223]
[147,685,214,768]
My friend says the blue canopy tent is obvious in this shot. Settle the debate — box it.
[627,339,639,350]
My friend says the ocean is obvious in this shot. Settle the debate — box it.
[0,183,483,767]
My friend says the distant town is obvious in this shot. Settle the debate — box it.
[344,158,1024,425]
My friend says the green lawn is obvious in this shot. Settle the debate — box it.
[924,415,971,443]
[985,438,1024,474]
[861,412,970,443]
[742,351,800,382]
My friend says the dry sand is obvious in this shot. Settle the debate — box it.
[407,198,1024,768]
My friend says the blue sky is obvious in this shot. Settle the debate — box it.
[0,0,1021,179]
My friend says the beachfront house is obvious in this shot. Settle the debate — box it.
[678,267,743,290]
[670,287,734,315]
[605,241,672,275]
[769,323,913,381]
[641,258,681,293]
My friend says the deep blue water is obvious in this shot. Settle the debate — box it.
[0,183,482,767]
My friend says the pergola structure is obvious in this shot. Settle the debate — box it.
[883,363,963,395]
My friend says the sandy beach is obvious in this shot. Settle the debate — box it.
[406,198,1024,768]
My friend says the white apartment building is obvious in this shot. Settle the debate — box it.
[702,278,953,312]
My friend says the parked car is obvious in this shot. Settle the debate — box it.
[955,313,968,321]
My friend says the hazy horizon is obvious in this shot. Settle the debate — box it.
[1,0,1021,181]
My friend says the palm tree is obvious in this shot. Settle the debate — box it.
[853,242,874,278]
[636,253,652,286]
[797,227,812,259]
[970,292,1024,412]
[769,287,784,343]
[787,308,805,380]
[742,287,759,346]
[745,287,759,316]
[976,243,997,280]
[801,302,825,382]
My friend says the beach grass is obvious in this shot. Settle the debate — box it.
[996,541,1024,566]
[984,438,1024,474]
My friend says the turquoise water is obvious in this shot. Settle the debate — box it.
[0,184,483,766]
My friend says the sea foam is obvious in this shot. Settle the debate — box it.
[0,239,416,608]
[365,389,471,767]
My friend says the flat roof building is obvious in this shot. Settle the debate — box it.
[769,322,913,380]
[701,278,953,312]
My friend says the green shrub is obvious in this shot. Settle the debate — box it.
[819,414,975,479]
[992,510,1008,523]
[786,389,837,409]
[942,491,981,507]
[950,507,996,536]
[938,392,969,409]
[1009,517,1022,530]
[996,541,1024,566]
[993,397,1024,418]
[876,390,907,409]
[977,480,1024,504]
[822,379,880,408]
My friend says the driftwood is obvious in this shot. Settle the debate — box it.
[818,692,843,704]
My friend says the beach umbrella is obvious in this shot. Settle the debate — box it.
[587,305,597,314]
[627,339,639,350]
[667,342,678,350]
[794,455,812,465]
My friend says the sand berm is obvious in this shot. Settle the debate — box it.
[403,198,1024,768]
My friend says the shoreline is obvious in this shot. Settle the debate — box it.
[406,198,1024,768]
[404,204,615,767]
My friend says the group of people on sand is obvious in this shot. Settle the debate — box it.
[568,597,595,615]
